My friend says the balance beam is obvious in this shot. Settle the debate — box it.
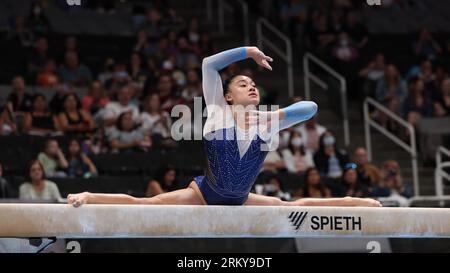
[1,204,450,238]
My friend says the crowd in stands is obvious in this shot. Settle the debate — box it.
[0,0,421,206]
[271,0,450,163]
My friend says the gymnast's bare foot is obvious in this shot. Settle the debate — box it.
[67,192,90,207]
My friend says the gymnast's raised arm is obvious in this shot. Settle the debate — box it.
[202,46,273,107]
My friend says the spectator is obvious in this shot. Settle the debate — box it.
[166,30,180,56]
[295,167,331,198]
[27,37,49,80]
[359,53,386,82]
[358,53,386,98]
[281,131,315,174]
[434,78,450,116]
[353,147,381,188]
[156,74,183,112]
[307,14,335,59]
[255,176,291,201]
[103,85,140,128]
[402,77,433,133]
[108,112,152,154]
[58,93,96,136]
[372,160,413,205]
[0,163,12,198]
[180,68,202,106]
[66,138,98,178]
[278,0,308,34]
[413,28,442,61]
[6,76,33,113]
[58,51,92,87]
[185,17,202,46]
[295,117,327,154]
[375,64,408,128]
[407,59,437,88]
[313,131,349,180]
[6,16,34,48]
[37,139,68,178]
[343,12,368,50]
[163,8,184,27]
[261,150,285,174]
[133,29,154,57]
[82,80,110,117]
[98,57,116,86]
[49,83,72,114]
[85,127,109,155]
[19,160,62,201]
[331,32,359,63]
[56,35,80,64]
[141,93,172,141]
[65,36,79,55]
[176,36,199,70]
[143,8,164,38]
[27,2,51,35]
[23,94,61,135]
[106,62,132,91]
[337,163,368,198]
[198,33,215,58]
[145,165,179,197]
[0,103,18,135]
[36,59,59,87]
[128,53,147,86]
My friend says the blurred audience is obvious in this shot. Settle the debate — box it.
[108,112,152,154]
[145,165,179,197]
[58,93,96,136]
[353,147,381,189]
[23,94,61,135]
[313,131,349,180]
[281,131,314,174]
[0,163,12,198]
[295,167,331,198]
[66,138,98,178]
[372,160,413,204]
[337,163,368,198]
[37,139,68,178]
[294,117,327,154]
[19,160,62,201]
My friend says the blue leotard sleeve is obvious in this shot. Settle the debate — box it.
[279,101,318,131]
[202,47,247,107]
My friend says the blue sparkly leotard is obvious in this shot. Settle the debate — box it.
[194,47,317,205]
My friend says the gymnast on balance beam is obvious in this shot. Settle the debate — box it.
[67,47,381,208]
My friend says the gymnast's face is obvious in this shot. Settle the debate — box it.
[224,76,260,106]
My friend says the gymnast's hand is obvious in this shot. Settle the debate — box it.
[247,47,273,71]
[246,109,281,130]
[67,192,90,207]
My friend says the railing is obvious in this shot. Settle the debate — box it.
[207,0,250,45]
[237,0,250,45]
[435,146,450,198]
[363,97,419,197]
[409,196,450,208]
[303,53,349,146]
[256,17,294,97]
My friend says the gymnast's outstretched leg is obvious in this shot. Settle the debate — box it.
[68,181,206,207]
[244,193,381,207]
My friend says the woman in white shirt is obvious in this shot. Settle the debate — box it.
[281,131,314,174]
[140,93,172,139]
[19,160,62,201]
